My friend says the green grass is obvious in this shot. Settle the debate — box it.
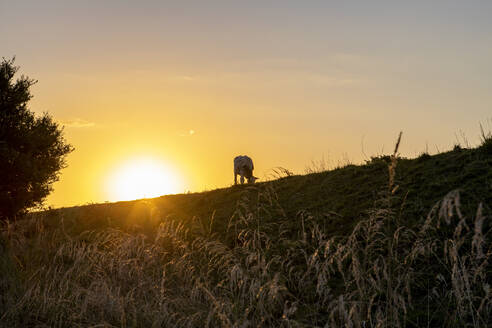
[1,139,491,327]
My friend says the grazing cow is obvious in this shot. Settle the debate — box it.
[234,155,258,185]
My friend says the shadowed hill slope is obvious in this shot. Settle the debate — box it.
[49,143,491,239]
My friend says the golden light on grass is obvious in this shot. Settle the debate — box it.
[106,157,182,201]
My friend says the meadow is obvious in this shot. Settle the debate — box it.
[1,136,491,327]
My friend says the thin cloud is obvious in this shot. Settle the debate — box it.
[59,118,95,128]
[176,75,196,81]
[167,75,198,82]
[305,75,362,87]
[179,129,196,137]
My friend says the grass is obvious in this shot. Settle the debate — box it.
[1,137,491,327]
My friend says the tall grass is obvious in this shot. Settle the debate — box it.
[1,138,491,327]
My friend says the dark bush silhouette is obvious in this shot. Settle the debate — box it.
[0,58,73,221]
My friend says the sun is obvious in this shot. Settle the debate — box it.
[106,158,182,201]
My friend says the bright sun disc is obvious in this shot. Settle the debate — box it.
[106,158,181,201]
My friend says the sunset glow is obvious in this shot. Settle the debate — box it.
[106,158,182,202]
[2,1,491,207]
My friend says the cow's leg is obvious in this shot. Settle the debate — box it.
[234,173,238,185]
[240,174,245,184]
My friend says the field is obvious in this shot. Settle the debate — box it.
[1,138,491,327]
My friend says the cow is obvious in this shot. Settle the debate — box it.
[234,155,258,185]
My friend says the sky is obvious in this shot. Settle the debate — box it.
[1,1,491,207]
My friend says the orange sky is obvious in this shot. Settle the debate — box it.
[1,1,491,207]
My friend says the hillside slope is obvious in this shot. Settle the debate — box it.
[1,141,491,327]
[48,142,491,239]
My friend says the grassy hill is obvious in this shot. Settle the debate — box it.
[1,138,491,327]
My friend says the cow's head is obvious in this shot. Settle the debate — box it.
[247,176,259,184]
